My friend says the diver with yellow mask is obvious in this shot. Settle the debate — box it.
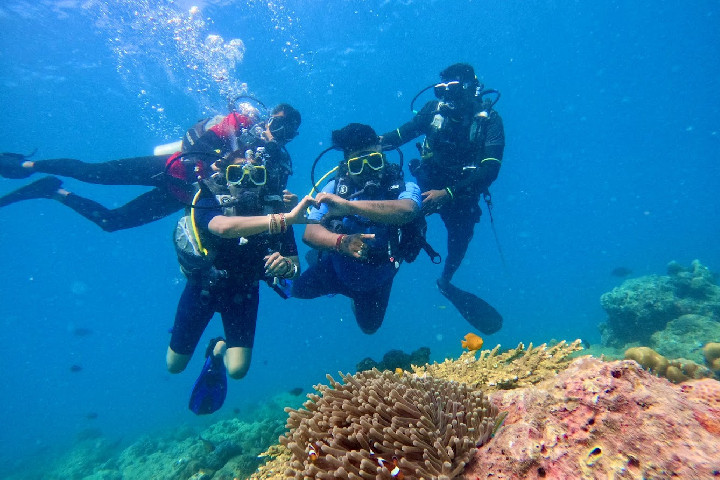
[291,123,421,335]
[168,145,315,415]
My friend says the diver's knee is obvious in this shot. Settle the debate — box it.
[358,320,382,335]
[166,360,187,374]
[227,363,250,379]
[225,347,252,380]
[166,348,190,374]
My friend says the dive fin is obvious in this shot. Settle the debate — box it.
[438,279,503,334]
[188,354,227,415]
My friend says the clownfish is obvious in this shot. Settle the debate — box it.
[372,451,404,479]
[461,332,484,351]
[308,442,321,462]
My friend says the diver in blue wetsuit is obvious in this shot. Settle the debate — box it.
[292,123,421,334]
[167,145,315,415]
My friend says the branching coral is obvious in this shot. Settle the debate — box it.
[413,340,584,393]
[278,369,499,479]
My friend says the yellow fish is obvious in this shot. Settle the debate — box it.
[461,332,484,351]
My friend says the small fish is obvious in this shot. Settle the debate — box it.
[610,267,633,278]
[371,451,404,479]
[308,442,322,462]
[199,436,216,453]
[70,364,83,373]
[86,412,98,420]
[461,333,484,351]
[288,387,304,396]
[72,327,94,337]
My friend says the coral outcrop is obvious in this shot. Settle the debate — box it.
[464,356,720,479]
[649,313,720,364]
[624,345,713,383]
[279,369,500,479]
[600,259,720,347]
[411,340,584,393]
[356,346,431,373]
[704,342,720,371]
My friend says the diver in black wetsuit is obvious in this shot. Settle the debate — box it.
[381,63,505,334]
[167,147,314,381]
[0,103,301,232]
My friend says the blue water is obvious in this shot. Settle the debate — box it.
[0,0,718,473]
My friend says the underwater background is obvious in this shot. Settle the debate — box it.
[0,0,718,475]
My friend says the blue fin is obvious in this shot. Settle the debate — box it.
[188,355,227,415]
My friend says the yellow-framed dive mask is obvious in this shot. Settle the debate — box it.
[346,151,385,175]
[225,163,267,186]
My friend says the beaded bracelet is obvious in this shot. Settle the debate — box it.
[335,234,347,252]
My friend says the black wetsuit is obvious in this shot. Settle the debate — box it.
[381,99,505,282]
[169,191,297,354]
[33,154,188,232]
[3,113,284,232]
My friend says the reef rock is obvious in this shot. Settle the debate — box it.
[600,259,720,347]
[650,313,720,364]
[464,356,720,479]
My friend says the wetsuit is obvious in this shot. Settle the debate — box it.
[291,178,422,334]
[9,113,259,231]
[169,191,297,354]
[381,99,505,282]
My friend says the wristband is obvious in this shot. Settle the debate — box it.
[335,234,347,252]
[445,187,454,200]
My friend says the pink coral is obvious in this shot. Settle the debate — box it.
[680,378,720,435]
[463,357,720,479]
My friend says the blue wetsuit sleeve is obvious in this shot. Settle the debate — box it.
[193,197,223,233]
[307,180,335,222]
[398,182,422,209]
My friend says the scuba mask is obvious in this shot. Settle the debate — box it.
[346,151,385,176]
[434,80,464,100]
[225,162,267,186]
[267,115,299,143]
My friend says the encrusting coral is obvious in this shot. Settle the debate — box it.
[704,342,720,371]
[278,368,500,479]
[624,346,714,383]
[412,340,584,393]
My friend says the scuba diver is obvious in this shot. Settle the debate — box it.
[0,103,301,232]
[168,144,315,415]
[291,123,421,335]
[381,63,504,334]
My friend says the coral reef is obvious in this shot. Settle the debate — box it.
[279,369,500,479]
[649,313,720,364]
[411,340,584,393]
[12,392,297,480]
[624,345,713,383]
[600,259,720,347]
[465,356,720,479]
[355,346,430,373]
[704,342,720,371]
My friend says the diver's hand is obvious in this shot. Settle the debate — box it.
[286,195,318,225]
[264,252,295,278]
[282,189,298,211]
[421,189,450,213]
[340,233,375,260]
[315,192,351,218]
